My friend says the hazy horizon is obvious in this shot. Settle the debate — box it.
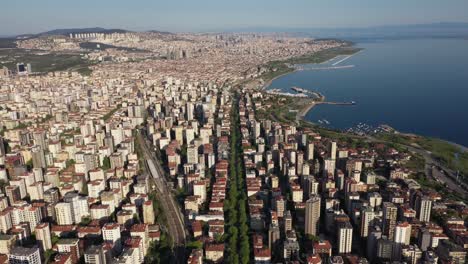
[2,0,468,36]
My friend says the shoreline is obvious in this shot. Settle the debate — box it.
[297,101,316,120]
[261,54,335,125]
[260,51,468,150]
[261,68,296,91]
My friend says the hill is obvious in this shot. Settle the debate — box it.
[38,27,131,36]
[14,27,132,38]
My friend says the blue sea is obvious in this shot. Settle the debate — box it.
[267,38,468,147]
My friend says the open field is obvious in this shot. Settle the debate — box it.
[0,38,17,49]
[0,48,92,74]
[256,95,313,124]
[80,42,149,52]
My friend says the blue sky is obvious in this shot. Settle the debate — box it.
[1,0,467,35]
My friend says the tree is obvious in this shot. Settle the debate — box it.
[186,240,203,250]
[80,216,92,226]
[240,238,250,264]
[14,123,29,129]
[227,226,239,263]
[0,180,7,193]
[81,182,88,196]
[51,235,60,245]
[4,140,10,153]
[44,249,55,264]
[306,234,320,243]
[145,233,173,264]
[102,156,111,170]
[133,213,141,224]
[214,233,226,243]
[26,159,33,169]
[66,159,76,168]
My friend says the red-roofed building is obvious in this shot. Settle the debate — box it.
[187,249,203,264]
[51,253,72,264]
[313,240,332,257]
[205,243,224,263]
[51,225,77,237]
[191,221,203,238]
[125,237,144,263]
[307,254,322,264]
[254,248,271,263]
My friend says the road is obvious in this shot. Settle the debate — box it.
[408,145,468,199]
[136,130,187,263]
[366,136,468,199]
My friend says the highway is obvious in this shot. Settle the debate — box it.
[412,146,468,199]
[366,135,468,200]
[136,130,187,263]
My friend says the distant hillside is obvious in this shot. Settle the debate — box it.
[13,27,132,38]
[38,27,131,36]
[146,30,173,35]
[13,28,177,38]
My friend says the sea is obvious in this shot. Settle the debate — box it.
[267,38,468,147]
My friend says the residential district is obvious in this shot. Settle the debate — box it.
[0,31,466,264]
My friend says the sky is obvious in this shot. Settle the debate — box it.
[1,0,468,35]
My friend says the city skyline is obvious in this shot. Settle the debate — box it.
[2,0,468,35]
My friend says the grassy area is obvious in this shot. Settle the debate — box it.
[377,132,468,177]
[411,171,467,202]
[311,123,362,141]
[404,154,426,171]
[416,137,468,174]
[258,61,294,85]
[0,48,92,73]
[256,95,312,124]
[80,42,148,52]
[375,133,413,146]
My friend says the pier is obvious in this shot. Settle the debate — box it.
[332,55,353,66]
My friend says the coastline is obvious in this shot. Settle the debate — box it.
[261,49,468,150]
[261,68,296,91]
[397,131,468,151]
[297,101,316,121]
[264,71,468,152]
[254,41,468,190]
